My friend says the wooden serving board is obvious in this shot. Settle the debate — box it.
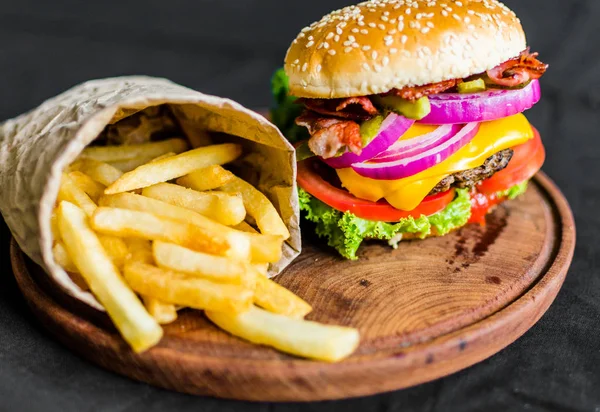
[10,172,575,402]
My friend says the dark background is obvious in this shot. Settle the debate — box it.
[1,1,599,411]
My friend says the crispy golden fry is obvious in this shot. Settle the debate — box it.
[184,128,213,148]
[124,262,253,313]
[233,222,283,264]
[91,207,249,260]
[153,241,246,284]
[57,173,98,217]
[142,296,178,325]
[176,165,235,191]
[105,143,242,194]
[220,177,290,239]
[68,171,106,202]
[98,192,278,263]
[109,151,177,172]
[52,241,78,273]
[50,209,61,242]
[126,238,154,264]
[233,221,258,233]
[254,275,312,319]
[81,138,188,162]
[149,152,177,163]
[205,306,360,362]
[57,201,162,352]
[126,239,177,325]
[98,235,129,269]
[142,183,245,226]
[109,157,154,173]
[69,158,123,186]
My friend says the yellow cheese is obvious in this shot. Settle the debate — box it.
[336,114,534,211]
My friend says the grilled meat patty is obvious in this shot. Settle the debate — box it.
[428,149,514,196]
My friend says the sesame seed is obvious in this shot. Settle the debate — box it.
[372,50,378,59]
[361,29,369,34]
[362,62,370,71]
[352,28,359,33]
[378,23,386,30]
[306,41,314,47]
[316,64,322,72]
[421,27,430,33]
[382,56,390,66]
[344,46,353,53]
[328,49,336,56]
[368,22,376,28]
[301,63,308,72]
[374,64,383,73]
[401,35,408,44]
[334,35,340,42]
[390,48,398,54]
[293,59,299,64]
[326,32,334,40]
[362,45,371,51]
[348,35,355,41]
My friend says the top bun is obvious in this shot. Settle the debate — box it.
[285,0,526,99]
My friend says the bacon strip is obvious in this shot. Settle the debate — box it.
[298,96,377,121]
[386,79,458,102]
[487,48,548,87]
[296,111,362,159]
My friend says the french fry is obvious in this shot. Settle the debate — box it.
[149,152,177,163]
[99,192,279,263]
[254,275,312,318]
[52,241,78,273]
[98,235,129,269]
[105,143,242,194]
[233,221,283,266]
[220,177,290,239]
[57,201,162,352]
[80,138,188,162]
[142,183,245,226]
[91,207,250,260]
[183,127,213,148]
[123,262,253,313]
[142,296,178,325]
[57,173,98,217]
[126,238,154,264]
[176,165,235,191]
[69,158,123,186]
[153,241,246,284]
[109,157,156,173]
[205,306,360,362]
[68,171,106,202]
[109,151,177,172]
[126,239,177,324]
[50,209,61,242]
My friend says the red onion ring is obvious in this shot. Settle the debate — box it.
[419,79,541,125]
[371,124,462,163]
[322,113,414,169]
[351,122,480,180]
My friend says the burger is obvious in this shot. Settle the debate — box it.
[271,0,547,260]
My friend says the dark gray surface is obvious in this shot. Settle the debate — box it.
[1,1,598,411]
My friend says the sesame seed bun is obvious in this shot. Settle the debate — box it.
[285,0,526,99]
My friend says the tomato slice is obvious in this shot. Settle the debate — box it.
[468,191,505,225]
[297,157,455,221]
[478,127,545,194]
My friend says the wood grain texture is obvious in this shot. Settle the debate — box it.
[10,172,575,401]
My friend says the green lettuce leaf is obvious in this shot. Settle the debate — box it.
[270,68,308,143]
[497,180,529,200]
[298,188,472,260]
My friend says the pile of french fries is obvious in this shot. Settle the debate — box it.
[51,137,359,362]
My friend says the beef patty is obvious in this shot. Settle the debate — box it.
[428,149,514,196]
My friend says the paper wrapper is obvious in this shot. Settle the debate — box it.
[0,76,300,311]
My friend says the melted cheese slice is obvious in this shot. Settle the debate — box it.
[336,114,534,211]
